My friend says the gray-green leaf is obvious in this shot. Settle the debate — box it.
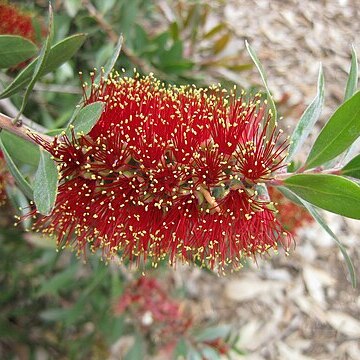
[245,40,277,129]
[66,101,104,138]
[286,64,324,162]
[33,150,59,215]
[305,91,360,169]
[0,35,38,69]
[278,187,356,288]
[0,34,87,99]
[0,137,33,199]
[17,3,54,118]
[344,45,358,101]
[0,131,40,166]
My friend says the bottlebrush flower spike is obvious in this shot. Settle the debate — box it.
[29,72,292,271]
[0,3,37,42]
[114,277,192,344]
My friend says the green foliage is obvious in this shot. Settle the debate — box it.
[341,154,360,179]
[67,101,105,138]
[0,35,38,69]
[279,187,356,288]
[0,131,39,166]
[344,45,358,101]
[0,34,87,99]
[0,230,126,359]
[286,64,324,162]
[305,91,360,169]
[245,40,277,129]
[0,137,33,199]
[33,150,59,215]
[283,174,360,219]
[17,3,55,119]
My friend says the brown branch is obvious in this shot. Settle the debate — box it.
[0,98,48,133]
[198,186,221,213]
[0,112,53,144]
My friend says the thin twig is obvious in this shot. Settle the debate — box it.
[0,98,48,133]
[0,112,53,144]
[198,186,221,212]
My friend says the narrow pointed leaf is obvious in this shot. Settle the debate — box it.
[66,101,104,138]
[283,174,360,219]
[276,186,304,206]
[0,137,33,199]
[69,35,122,125]
[5,185,32,230]
[279,187,356,287]
[286,64,324,162]
[305,91,360,169]
[245,40,277,127]
[195,325,232,342]
[203,23,225,39]
[17,3,54,117]
[0,35,38,68]
[33,150,59,215]
[339,47,360,165]
[0,34,87,99]
[344,45,358,101]
[101,34,123,81]
[341,154,360,179]
[213,33,231,54]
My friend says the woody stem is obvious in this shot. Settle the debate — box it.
[0,112,53,144]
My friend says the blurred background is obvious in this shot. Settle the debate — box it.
[0,0,359,359]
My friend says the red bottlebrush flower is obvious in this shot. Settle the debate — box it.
[114,277,192,348]
[0,3,37,43]
[268,186,313,235]
[29,72,292,271]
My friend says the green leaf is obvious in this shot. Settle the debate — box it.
[245,40,277,129]
[33,150,59,216]
[0,35,38,69]
[341,154,360,179]
[124,336,145,360]
[195,325,232,342]
[40,299,87,325]
[344,45,358,101]
[5,184,32,230]
[286,64,324,162]
[278,187,356,288]
[173,338,188,359]
[0,34,87,99]
[276,186,304,206]
[283,174,360,219]
[37,264,78,297]
[187,348,203,360]
[201,346,221,360]
[101,34,123,81]
[0,131,39,166]
[66,101,104,138]
[305,91,360,169]
[0,137,33,199]
[17,3,54,118]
